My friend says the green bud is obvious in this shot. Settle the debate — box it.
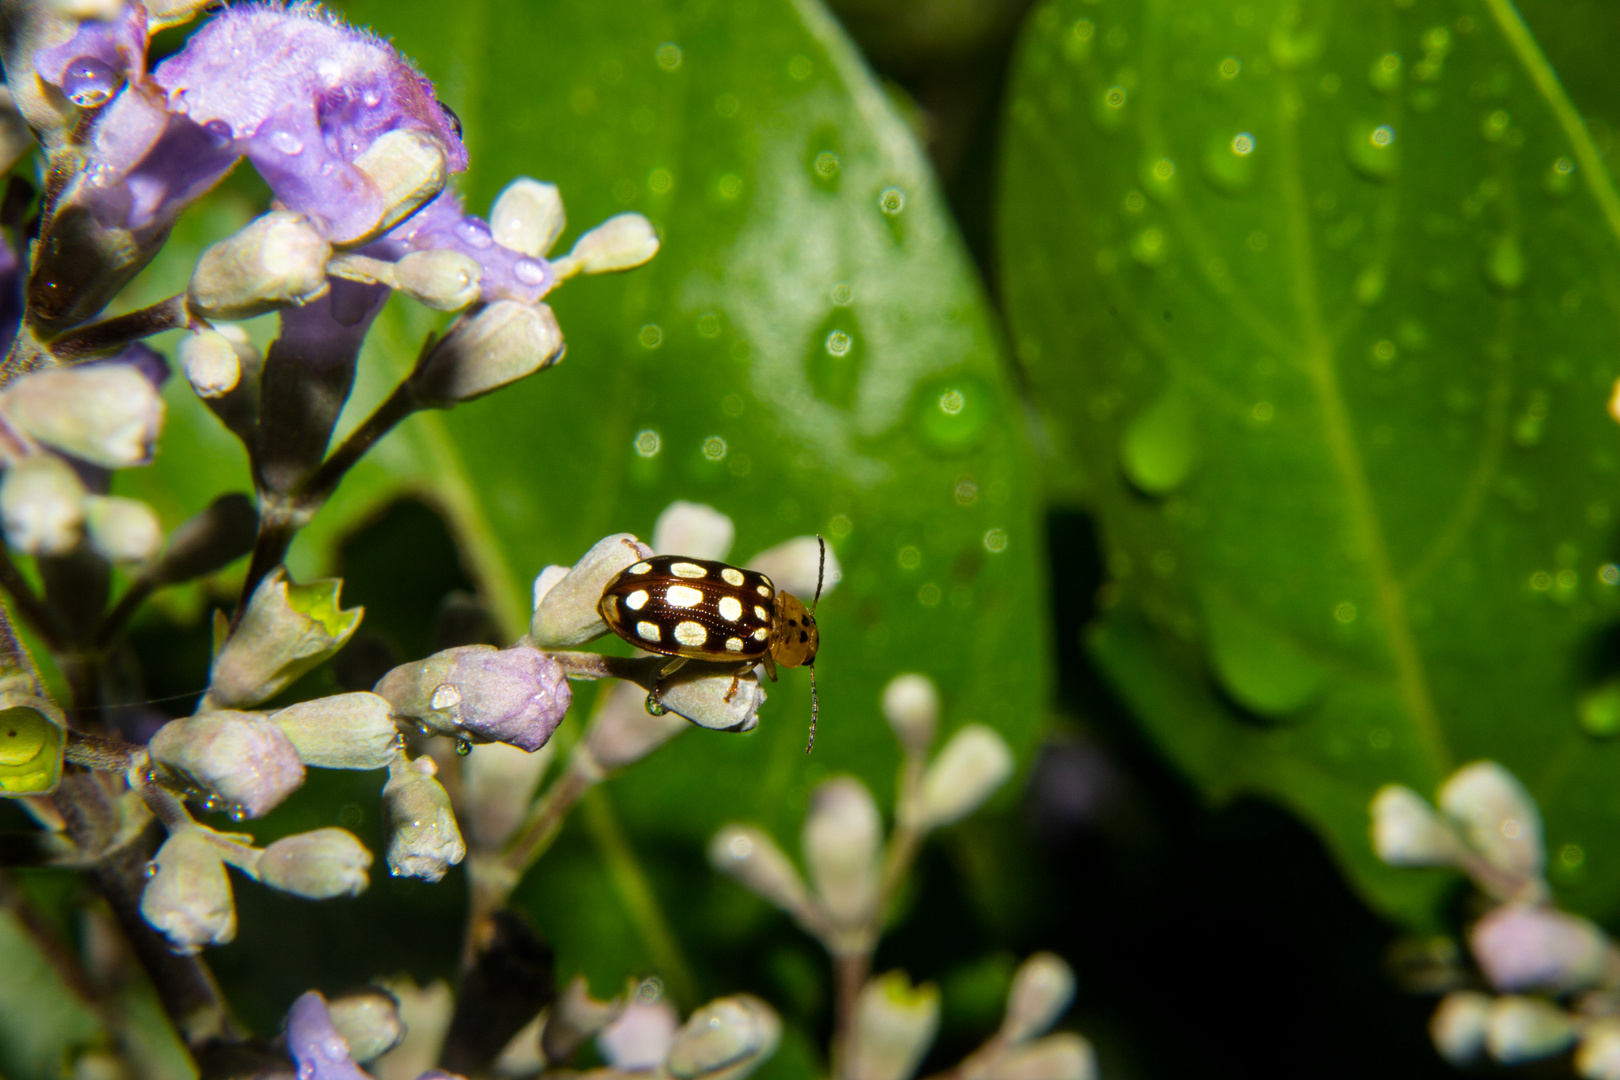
[395,250,483,311]
[846,973,940,1080]
[409,300,564,406]
[271,692,399,770]
[140,829,236,954]
[328,990,406,1063]
[187,211,331,320]
[207,568,363,708]
[256,827,373,898]
[553,213,660,279]
[383,754,465,882]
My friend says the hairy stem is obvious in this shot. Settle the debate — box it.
[47,295,188,361]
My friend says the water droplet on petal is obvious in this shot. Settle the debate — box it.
[269,129,304,156]
[202,119,234,148]
[1120,389,1199,495]
[456,217,494,249]
[513,257,548,285]
[62,55,120,108]
[645,693,668,716]
[455,738,472,756]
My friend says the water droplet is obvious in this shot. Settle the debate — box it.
[1511,389,1549,446]
[454,738,472,756]
[645,693,668,716]
[269,128,304,156]
[1120,389,1199,495]
[825,329,852,357]
[143,860,159,879]
[456,217,494,249]
[1580,679,1620,737]
[228,806,246,823]
[203,119,234,148]
[1369,339,1397,368]
[1354,265,1387,305]
[1346,121,1399,180]
[1141,157,1178,201]
[1203,132,1257,192]
[1368,51,1402,93]
[1218,55,1241,80]
[1094,84,1129,130]
[639,324,664,348]
[916,375,992,454]
[634,429,662,457]
[879,187,905,216]
[808,308,864,409]
[1485,234,1526,292]
[1130,226,1168,267]
[984,528,1008,553]
[1204,595,1328,718]
[702,435,727,462]
[814,151,839,180]
[1268,18,1325,70]
[657,43,683,71]
[514,257,548,286]
[1481,109,1511,142]
[62,55,120,108]
[1545,156,1576,198]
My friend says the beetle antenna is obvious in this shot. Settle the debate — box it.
[812,534,826,611]
[805,665,817,754]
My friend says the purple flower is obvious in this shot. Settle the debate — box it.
[378,191,554,305]
[286,992,372,1080]
[375,644,571,752]
[1470,904,1612,993]
[34,3,147,108]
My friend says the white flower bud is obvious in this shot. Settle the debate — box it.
[919,725,1014,829]
[373,979,453,1080]
[653,502,735,561]
[530,534,653,647]
[148,711,306,819]
[410,301,564,406]
[1578,1019,1620,1080]
[1471,903,1613,993]
[256,828,373,898]
[84,495,163,563]
[49,0,121,18]
[493,1011,546,1078]
[353,129,449,242]
[271,692,400,770]
[1487,995,1577,1063]
[666,996,780,1080]
[395,250,483,311]
[582,681,688,772]
[179,328,242,398]
[1,454,85,555]
[554,213,660,278]
[3,364,165,468]
[982,1035,1096,1080]
[492,178,566,258]
[461,741,554,850]
[208,569,363,709]
[1440,761,1545,886]
[139,829,235,953]
[383,754,465,882]
[803,776,881,930]
[659,670,764,733]
[542,975,624,1066]
[881,675,938,756]
[746,536,841,602]
[531,565,568,611]
[328,990,406,1063]
[846,973,940,1080]
[598,998,680,1071]
[1431,991,1491,1065]
[1001,953,1075,1044]
[1370,785,1462,868]
[708,825,816,921]
[188,211,332,320]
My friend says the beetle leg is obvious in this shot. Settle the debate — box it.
[761,652,779,682]
[659,656,689,679]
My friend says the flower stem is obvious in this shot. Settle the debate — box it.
[47,295,189,361]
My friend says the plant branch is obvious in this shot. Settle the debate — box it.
[47,295,189,361]
[0,545,66,649]
[295,380,420,508]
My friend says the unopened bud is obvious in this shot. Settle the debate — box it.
[881,675,938,756]
[543,976,624,1066]
[653,502,734,560]
[2,362,166,467]
[919,725,1014,829]
[746,536,841,602]
[659,670,765,733]
[666,996,780,1080]
[1440,761,1545,887]
[982,1035,1096,1080]
[383,754,465,882]
[846,973,939,1080]
[530,534,653,647]
[1,454,85,555]
[376,644,570,752]
[531,565,568,610]
[140,829,235,953]
[460,741,554,850]
[1578,1019,1620,1080]
[256,827,373,898]
[353,129,449,242]
[581,682,689,772]
[395,250,483,311]
[286,991,370,1080]
[409,301,563,405]
[708,825,816,921]
[492,178,566,258]
[1371,785,1462,867]
[329,990,406,1063]
[188,211,331,319]
[148,711,305,818]
[208,569,363,708]
[1487,995,1576,1063]
[84,495,163,563]
[803,776,881,930]
[555,214,660,278]
[373,979,453,1080]
[272,692,400,770]
[1001,953,1075,1044]
[179,328,242,398]
[1471,904,1612,993]
[598,998,680,1071]
[1431,991,1491,1065]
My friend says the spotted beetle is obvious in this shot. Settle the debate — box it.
[598,537,825,751]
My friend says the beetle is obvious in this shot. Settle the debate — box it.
[598,537,825,751]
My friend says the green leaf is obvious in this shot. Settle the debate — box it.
[999,0,1620,924]
[0,898,103,1080]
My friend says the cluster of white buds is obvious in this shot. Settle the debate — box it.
[1373,762,1620,1074]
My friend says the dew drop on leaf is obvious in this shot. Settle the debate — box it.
[1119,389,1199,496]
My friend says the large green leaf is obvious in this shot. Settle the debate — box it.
[999,0,1620,925]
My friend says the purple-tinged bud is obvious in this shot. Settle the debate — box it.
[881,674,938,756]
[1000,953,1075,1045]
[187,211,332,320]
[0,454,86,555]
[351,129,449,242]
[1471,904,1613,993]
[256,828,373,899]
[659,670,764,733]
[919,725,1014,829]
[1371,785,1462,868]
[666,996,780,1080]
[542,975,624,1066]
[139,829,235,953]
[461,741,554,850]
[981,1036,1096,1080]
[2,360,165,467]
[328,990,406,1063]
[394,250,482,311]
[179,328,241,398]
[581,682,688,772]
[286,992,370,1080]
[491,179,565,258]
[653,501,734,561]
[1578,1019,1620,1080]
[271,692,399,770]
[598,999,680,1072]
[148,710,305,819]
[383,753,464,881]
[1486,995,1576,1064]
[1440,761,1545,887]
[746,536,842,602]
[208,569,363,708]
[374,644,570,752]
[708,826,817,923]
[1430,991,1491,1066]
[803,776,881,931]
[529,534,653,647]
[84,495,162,563]
[552,214,660,279]
[846,973,940,1080]
[408,300,563,406]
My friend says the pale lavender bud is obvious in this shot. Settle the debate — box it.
[256,828,373,899]
[187,211,332,320]
[272,692,400,770]
[1,359,165,467]
[1578,1019,1620,1080]
[383,191,555,305]
[1430,991,1491,1066]
[394,250,483,311]
[1487,996,1576,1063]
[846,973,940,1080]
[659,670,765,733]
[529,534,653,647]
[666,996,780,1080]
[208,569,363,708]
[351,129,450,241]
[1440,761,1545,886]
[653,502,734,561]
[1370,785,1462,868]
[542,975,624,1066]
[374,644,570,752]
[491,179,565,258]
[803,776,882,929]
[328,990,406,1063]
[383,754,465,881]
[84,495,163,563]
[581,682,689,771]
[373,979,453,1080]
[1001,953,1075,1044]
[982,1036,1096,1080]
[0,454,86,556]
[531,565,568,611]
[708,826,817,922]
[408,300,563,406]
[598,999,680,1072]
[1471,904,1612,993]
[140,829,235,953]
[148,710,305,819]
[461,741,554,850]
[746,536,841,601]
[881,674,938,756]
[179,328,241,398]
[919,725,1014,829]
[553,214,660,278]
[287,992,370,1080]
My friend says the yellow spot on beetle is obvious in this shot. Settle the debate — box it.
[726,637,744,652]
[628,561,652,574]
[756,585,772,597]
[666,584,704,608]
[754,605,768,621]
[625,589,649,611]
[721,568,745,586]
[636,621,662,642]
[670,562,707,578]
[718,596,743,621]
[674,621,707,646]
[753,627,767,641]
